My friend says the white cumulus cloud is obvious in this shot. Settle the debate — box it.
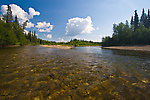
[26,22,34,28]
[1,4,40,24]
[29,7,40,19]
[66,16,95,36]
[36,22,54,32]
[1,5,7,15]
[46,34,52,39]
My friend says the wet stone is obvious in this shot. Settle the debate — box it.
[0,46,150,99]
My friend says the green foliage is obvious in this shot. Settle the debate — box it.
[0,5,39,47]
[102,9,150,47]
[67,39,100,46]
[38,39,100,46]
[0,21,17,46]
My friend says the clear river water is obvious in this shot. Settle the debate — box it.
[0,46,150,99]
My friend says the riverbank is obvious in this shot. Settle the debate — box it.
[102,45,150,52]
[0,45,21,48]
[40,45,74,49]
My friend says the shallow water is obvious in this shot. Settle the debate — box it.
[0,46,150,99]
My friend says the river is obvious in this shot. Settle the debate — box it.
[0,46,150,99]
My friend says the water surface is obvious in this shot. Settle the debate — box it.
[0,46,150,99]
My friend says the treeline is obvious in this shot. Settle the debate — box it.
[0,5,51,47]
[39,39,100,46]
[66,39,100,46]
[102,9,150,46]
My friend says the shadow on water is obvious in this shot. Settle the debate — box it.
[0,46,150,99]
[110,49,150,59]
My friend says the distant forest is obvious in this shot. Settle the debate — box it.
[0,5,99,47]
[44,39,100,46]
[102,9,150,47]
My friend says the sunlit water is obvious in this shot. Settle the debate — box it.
[0,46,150,99]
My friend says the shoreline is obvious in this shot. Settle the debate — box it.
[75,45,100,47]
[40,45,74,50]
[102,45,150,52]
[40,45,100,49]
[0,45,21,48]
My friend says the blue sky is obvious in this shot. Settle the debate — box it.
[0,0,150,42]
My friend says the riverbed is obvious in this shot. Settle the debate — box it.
[0,46,150,99]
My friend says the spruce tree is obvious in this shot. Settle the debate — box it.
[14,15,19,25]
[23,20,28,29]
[130,16,134,31]
[6,5,13,23]
[140,8,149,28]
[131,16,134,26]
[27,31,32,42]
[148,9,150,18]
[148,9,150,28]
[140,8,145,25]
[33,31,37,43]
[125,20,129,26]
[134,10,139,31]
